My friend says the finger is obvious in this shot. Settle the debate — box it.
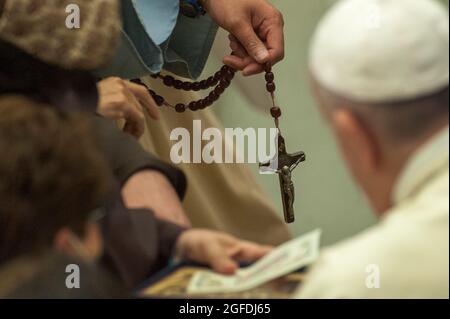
[122,96,145,138]
[100,109,125,119]
[265,22,285,65]
[195,235,239,275]
[208,247,239,275]
[227,34,265,75]
[228,34,248,58]
[223,55,254,71]
[232,23,269,63]
[125,81,160,120]
[232,242,273,262]
[242,62,265,76]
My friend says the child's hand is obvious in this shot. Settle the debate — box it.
[175,229,272,274]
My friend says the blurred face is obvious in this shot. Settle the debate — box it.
[310,77,388,214]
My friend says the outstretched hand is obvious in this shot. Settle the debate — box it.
[175,229,272,274]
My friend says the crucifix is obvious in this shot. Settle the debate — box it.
[260,132,305,223]
[259,64,306,224]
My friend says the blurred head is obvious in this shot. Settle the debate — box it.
[309,0,449,215]
[0,96,112,264]
[0,0,123,113]
[0,0,121,70]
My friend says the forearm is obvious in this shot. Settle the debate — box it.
[91,116,190,226]
[122,170,191,227]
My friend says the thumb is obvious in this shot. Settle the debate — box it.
[233,24,269,63]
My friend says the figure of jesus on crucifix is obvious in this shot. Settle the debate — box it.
[260,132,305,223]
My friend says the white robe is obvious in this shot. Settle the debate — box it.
[295,127,449,298]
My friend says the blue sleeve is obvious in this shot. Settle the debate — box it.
[96,0,218,80]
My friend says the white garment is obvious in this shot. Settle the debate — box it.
[295,127,449,298]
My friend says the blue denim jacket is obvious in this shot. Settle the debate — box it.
[96,0,218,80]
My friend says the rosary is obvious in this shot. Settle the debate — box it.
[131,61,305,224]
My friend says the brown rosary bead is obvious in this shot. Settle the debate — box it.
[214,85,224,95]
[209,91,219,101]
[206,76,216,87]
[213,71,222,82]
[173,80,183,90]
[265,72,274,83]
[153,95,165,106]
[197,99,206,109]
[221,78,231,88]
[270,106,282,119]
[192,82,201,91]
[175,103,186,113]
[199,80,208,90]
[225,71,235,82]
[163,75,174,86]
[182,82,192,91]
[188,101,199,111]
[204,96,213,107]
[266,82,276,93]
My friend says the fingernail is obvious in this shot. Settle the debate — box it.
[255,49,269,62]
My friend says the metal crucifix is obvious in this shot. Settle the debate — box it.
[260,132,305,223]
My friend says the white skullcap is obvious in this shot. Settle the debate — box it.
[309,0,449,103]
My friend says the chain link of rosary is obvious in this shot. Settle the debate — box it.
[131,61,282,126]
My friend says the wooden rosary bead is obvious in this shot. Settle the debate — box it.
[270,106,282,119]
[214,86,224,95]
[163,75,174,86]
[175,103,186,113]
[203,99,210,109]
[199,80,208,90]
[204,96,213,107]
[221,78,231,88]
[225,71,235,82]
[209,91,218,101]
[173,80,183,90]
[192,82,201,91]
[266,82,276,93]
[265,72,274,83]
[182,82,192,91]
[197,99,206,109]
[189,101,199,111]
[213,71,222,82]
[206,76,216,87]
[221,65,231,73]
[153,95,165,106]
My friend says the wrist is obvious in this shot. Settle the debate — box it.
[174,230,190,260]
